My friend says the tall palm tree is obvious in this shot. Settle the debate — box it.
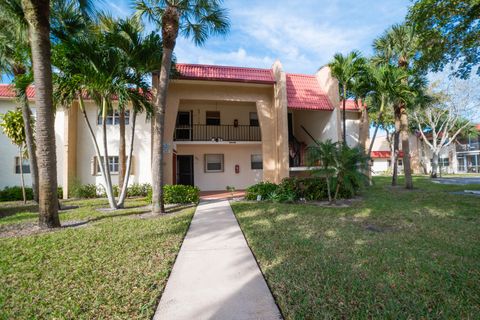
[20,0,61,227]
[0,5,39,202]
[135,0,230,214]
[373,23,419,189]
[53,17,153,209]
[98,15,162,207]
[329,51,366,144]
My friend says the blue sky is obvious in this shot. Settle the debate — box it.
[103,0,411,74]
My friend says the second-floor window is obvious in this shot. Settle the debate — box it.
[206,111,220,126]
[98,110,130,125]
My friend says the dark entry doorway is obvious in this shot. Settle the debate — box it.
[177,155,194,186]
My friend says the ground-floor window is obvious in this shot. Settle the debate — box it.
[458,153,480,173]
[251,154,263,169]
[97,110,130,125]
[387,159,403,167]
[15,157,30,174]
[205,154,224,172]
[95,156,119,174]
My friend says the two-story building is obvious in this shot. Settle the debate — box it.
[0,61,362,196]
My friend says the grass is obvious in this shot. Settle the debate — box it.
[0,197,195,319]
[232,176,480,319]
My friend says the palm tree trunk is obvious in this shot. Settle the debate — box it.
[20,94,39,202]
[400,104,413,189]
[118,108,126,189]
[101,98,117,208]
[22,0,60,228]
[19,148,27,204]
[326,176,332,203]
[392,108,400,186]
[152,5,179,214]
[78,97,117,209]
[118,109,137,207]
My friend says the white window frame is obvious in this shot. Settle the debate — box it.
[205,154,224,173]
[96,156,120,175]
[97,110,130,125]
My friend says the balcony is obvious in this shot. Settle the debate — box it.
[456,142,480,152]
[174,124,261,142]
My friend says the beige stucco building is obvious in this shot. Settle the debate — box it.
[0,62,363,195]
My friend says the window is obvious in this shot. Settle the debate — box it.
[15,157,30,174]
[397,159,403,166]
[250,112,259,127]
[98,110,130,125]
[96,156,119,174]
[431,158,449,167]
[251,154,263,169]
[206,111,220,126]
[205,154,224,172]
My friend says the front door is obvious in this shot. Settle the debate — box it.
[177,155,194,186]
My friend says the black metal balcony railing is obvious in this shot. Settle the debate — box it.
[174,124,261,142]
[456,142,480,152]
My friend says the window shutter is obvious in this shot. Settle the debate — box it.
[91,156,97,176]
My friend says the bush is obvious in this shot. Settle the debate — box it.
[245,176,361,203]
[147,184,200,204]
[0,186,34,202]
[245,182,278,201]
[70,181,98,199]
[127,183,151,197]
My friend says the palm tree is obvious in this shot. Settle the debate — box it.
[98,15,162,207]
[135,0,230,214]
[19,0,61,227]
[329,50,366,144]
[53,17,153,209]
[373,24,419,189]
[307,139,337,203]
[0,6,39,202]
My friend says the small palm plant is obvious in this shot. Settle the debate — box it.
[0,109,34,203]
[333,144,368,201]
[307,139,338,203]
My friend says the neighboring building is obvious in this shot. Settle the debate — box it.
[370,125,480,176]
[455,124,480,173]
[0,62,362,196]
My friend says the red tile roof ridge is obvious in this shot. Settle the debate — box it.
[175,63,272,72]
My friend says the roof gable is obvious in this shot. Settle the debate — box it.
[286,74,333,111]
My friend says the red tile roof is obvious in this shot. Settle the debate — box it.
[175,63,275,84]
[286,74,333,111]
[371,151,404,158]
[0,84,35,99]
[341,99,365,111]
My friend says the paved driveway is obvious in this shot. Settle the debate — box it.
[433,177,480,185]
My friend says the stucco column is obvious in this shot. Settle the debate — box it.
[272,60,289,181]
[162,97,180,185]
[257,99,277,182]
[63,102,78,199]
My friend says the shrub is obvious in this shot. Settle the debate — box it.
[70,181,98,199]
[147,184,200,204]
[245,176,360,203]
[127,183,151,197]
[245,181,278,201]
[0,186,34,202]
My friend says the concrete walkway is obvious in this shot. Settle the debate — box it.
[153,200,282,320]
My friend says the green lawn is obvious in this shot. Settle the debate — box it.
[232,177,480,319]
[0,198,194,319]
